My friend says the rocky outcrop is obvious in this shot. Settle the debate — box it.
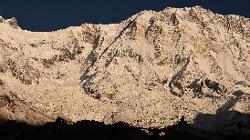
[0,17,19,29]
[0,6,250,131]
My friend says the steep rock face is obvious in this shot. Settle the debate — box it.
[0,6,250,130]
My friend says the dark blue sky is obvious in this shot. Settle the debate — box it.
[0,0,249,31]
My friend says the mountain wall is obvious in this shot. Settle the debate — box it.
[0,6,250,131]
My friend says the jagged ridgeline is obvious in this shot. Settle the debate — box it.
[0,6,250,132]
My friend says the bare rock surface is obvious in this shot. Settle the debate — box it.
[0,6,250,130]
